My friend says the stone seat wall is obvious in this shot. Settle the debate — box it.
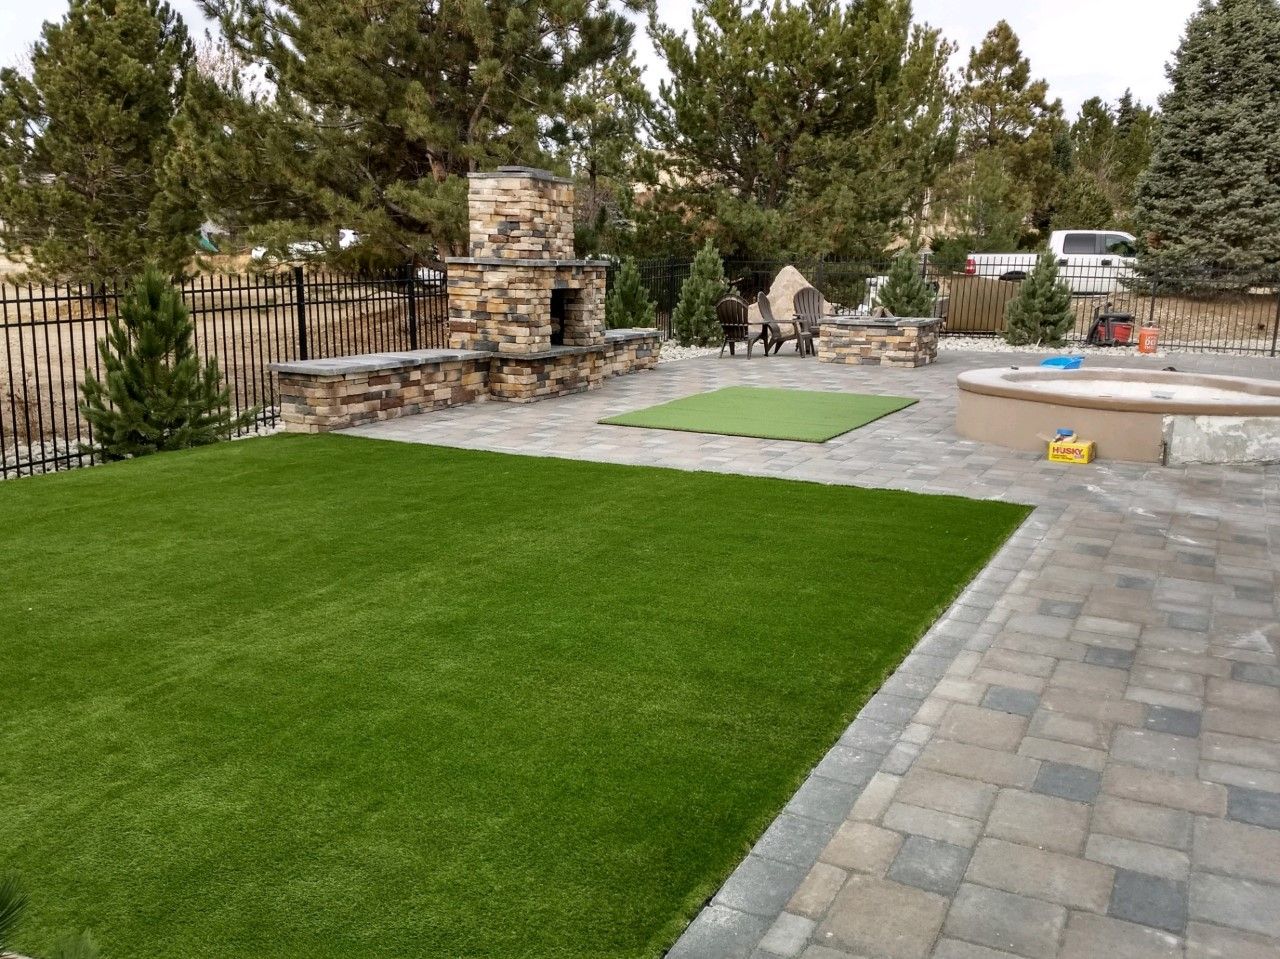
[270,330,660,432]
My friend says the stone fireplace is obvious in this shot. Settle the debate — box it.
[447,167,610,401]
[269,165,660,431]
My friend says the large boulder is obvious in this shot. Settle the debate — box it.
[746,265,825,323]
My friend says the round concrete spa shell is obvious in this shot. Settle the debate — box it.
[956,367,1280,465]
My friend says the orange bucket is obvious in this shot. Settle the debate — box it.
[1138,326,1159,354]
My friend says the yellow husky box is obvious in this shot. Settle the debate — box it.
[1048,434,1095,464]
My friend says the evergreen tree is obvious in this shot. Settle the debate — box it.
[935,149,1032,262]
[1004,254,1073,346]
[1051,168,1114,230]
[1053,92,1155,230]
[953,21,1064,233]
[559,56,651,255]
[646,0,954,260]
[1136,0,1280,282]
[606,258,657,330]
[672,240,726,346]
[81,266,255,460]
[0,0,199,282]
[878,251,935,317]
[181,0,641,266]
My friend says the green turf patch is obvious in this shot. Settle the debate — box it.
[599,386,918,442]
[0,436,1027,959]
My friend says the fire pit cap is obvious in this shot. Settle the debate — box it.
[469,166,571,184]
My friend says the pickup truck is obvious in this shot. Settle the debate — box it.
[965,230,1138,295]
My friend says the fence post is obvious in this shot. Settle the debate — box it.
[1148,275,1159,328]
[293,266,309,361]
[404,263,420,351]
[1271,284,1280,357]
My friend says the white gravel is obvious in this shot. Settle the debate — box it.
[938,335,1169,358]
[658,342,720,363]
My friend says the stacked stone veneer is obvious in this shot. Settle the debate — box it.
[466,168,575,259]
[818,316,940,368]
[447,260,605,354]
[274,350,490,432]
[271,330,659,431]
[270,166,659,431]
[445,166,624,402]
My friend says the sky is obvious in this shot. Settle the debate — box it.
[1,0,1200,116]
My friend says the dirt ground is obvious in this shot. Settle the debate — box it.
[942,276,1279,352]
[2,283,447,450]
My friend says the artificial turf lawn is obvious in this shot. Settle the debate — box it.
[0,435,1028,959]
[599,386,918,442]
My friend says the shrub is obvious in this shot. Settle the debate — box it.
[671,239,726,346]
[80,266,257,460]
[1004,253,1073,346]
[0,872,27,953]
[877,251,935,317]
[606,257,656,329]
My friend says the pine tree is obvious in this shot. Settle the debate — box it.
[180,0,640,266]
[672,240,726,346]
[1004,254,1074,346]
[937,149,1032,258]
[0,0,198,282]
[1136,0,1280,282]
[559,55,651,255]
[953,21,1064,234]
[606,258,657,330]
[646,0,954,260]
[81,267,255,460]
[878,251,935,317]
[1051,168,1114,231]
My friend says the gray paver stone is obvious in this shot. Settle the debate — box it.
[786,863,847,920]
[986,788,1088,854]
[1226,784,1280,828]
[758,913,816,958]
[1059,913,1182,959]
[1189,872,1280,938]
[1108,869,1188,934]
[815,876,948,959]
[714,854,811,918]
[942,883,1066,959]
[1084,834,1190,881]
[1186,921,1280,959]
[1086,646,1136,669]
[981,686,1039,717]
[1145,706,1202,738]
[819,821,902,875]
[894,768,998,820]
[886,835,971,895]
[966,837,1114,912]
[668,904,773,959]
[785,776,862,825]
[1193,816,1280,884]
[1091,796,1193,850]
[882,802,982,848]
[1033,761,1102,802]
[755,814,839,868]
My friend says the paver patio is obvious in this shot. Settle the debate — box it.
[348,350,1280,959]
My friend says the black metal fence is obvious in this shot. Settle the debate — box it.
[625,255,1280,355]
[2,267,448,478]
[6,254,1278,479]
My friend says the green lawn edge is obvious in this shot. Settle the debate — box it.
[0,434,1032,959]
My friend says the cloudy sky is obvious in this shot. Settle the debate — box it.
[1,0,1199,116]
